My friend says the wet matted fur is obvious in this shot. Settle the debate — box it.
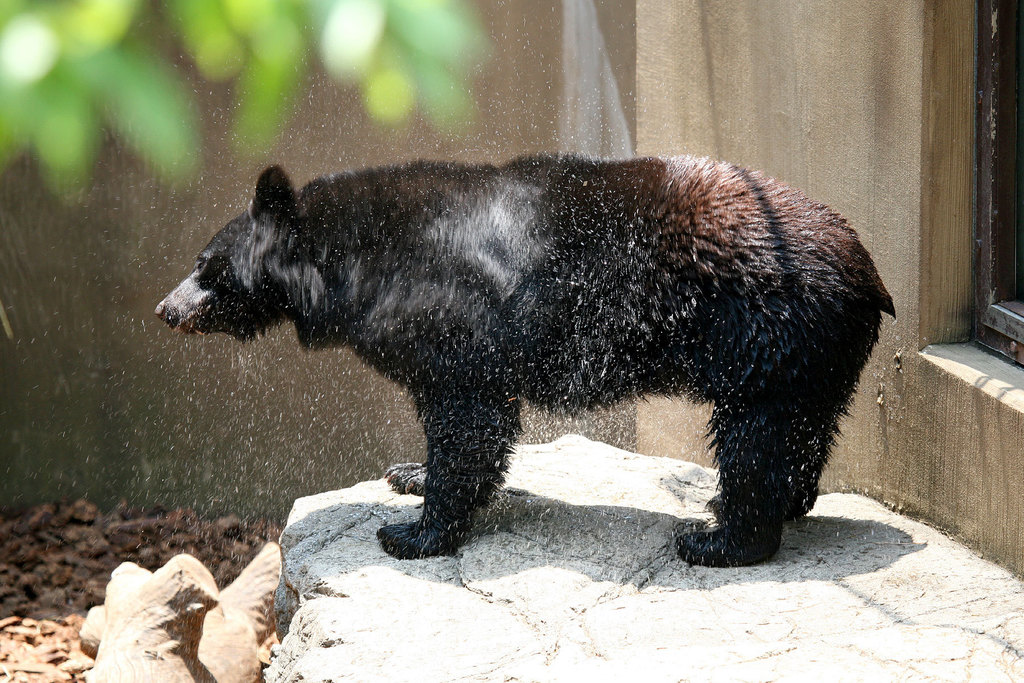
[157,155,894,567]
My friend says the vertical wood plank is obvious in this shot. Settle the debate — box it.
[918,0,975,346]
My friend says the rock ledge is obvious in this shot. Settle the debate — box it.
[269,435,1024,682]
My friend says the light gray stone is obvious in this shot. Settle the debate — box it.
[268,435,1024,682]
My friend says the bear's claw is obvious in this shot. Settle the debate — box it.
[384,462,427,496]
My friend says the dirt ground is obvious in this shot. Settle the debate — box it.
[0,499,282,682]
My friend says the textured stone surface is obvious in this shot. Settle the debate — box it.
[269,435,1024,682]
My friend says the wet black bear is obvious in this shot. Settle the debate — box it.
[157,155,894,567]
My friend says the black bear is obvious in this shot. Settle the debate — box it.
[156,155,894,567]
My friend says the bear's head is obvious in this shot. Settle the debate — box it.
[155,166,298,341]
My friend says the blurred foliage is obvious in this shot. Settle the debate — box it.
[0,0,487,189]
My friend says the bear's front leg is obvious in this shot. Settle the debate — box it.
[377,389,520,559]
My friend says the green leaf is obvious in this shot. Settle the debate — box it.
[72,46,199,181]
[248,7,304,65]
[60,0,140,53]
[0,13,60,84]
[0,0,488,188]
[318,0,385,80]
[223,0,274,36]
[234,50,305,151]
[363,63,415,124]
[29,71,100,187]
[168,0,244,80]
[386,0,485,67]
[0,2,29,26]
[409,56,473,128]
[0,118,15,169]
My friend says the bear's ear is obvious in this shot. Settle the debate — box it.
[251,165,297,221]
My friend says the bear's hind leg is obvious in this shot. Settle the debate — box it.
[696,402,840,533]
[676,401,799,567]
[377,389,520,559]
[783,401,844,520]
[785,485,819,521]
[704,490,814,523]
[784,453,825,521]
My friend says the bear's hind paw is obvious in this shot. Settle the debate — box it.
[675,524,781,568]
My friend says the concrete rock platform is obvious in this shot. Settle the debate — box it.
[268,436,1024,682]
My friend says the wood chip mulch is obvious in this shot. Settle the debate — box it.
[0,499,283,682]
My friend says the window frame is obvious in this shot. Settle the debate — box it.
[976,0,1024,364]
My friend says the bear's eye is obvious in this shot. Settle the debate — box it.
[196,254,230,287]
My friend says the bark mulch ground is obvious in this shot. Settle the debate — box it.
[0,499,282,682]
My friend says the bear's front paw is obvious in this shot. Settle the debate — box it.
[384,462,427,496]
[676,523,781,567]
[377,520,461,559]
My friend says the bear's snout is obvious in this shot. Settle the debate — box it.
[155,297,189,331]
[156,276,210,333]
